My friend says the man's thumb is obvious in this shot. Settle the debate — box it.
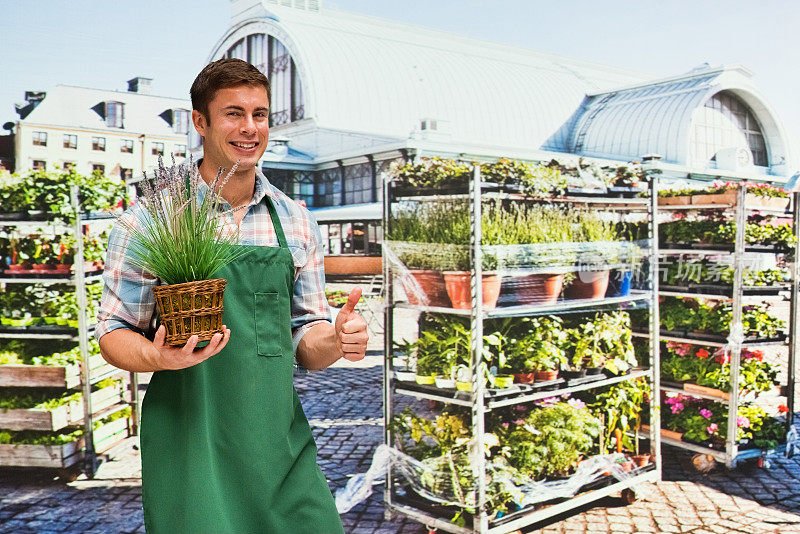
[341,287,362,315]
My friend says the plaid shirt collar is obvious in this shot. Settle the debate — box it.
[195,160,279,210]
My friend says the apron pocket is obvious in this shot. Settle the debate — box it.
[255,292,288,357]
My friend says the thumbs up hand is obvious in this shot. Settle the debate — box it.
[334,287,369,362]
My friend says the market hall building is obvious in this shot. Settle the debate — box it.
[205,0,796,259]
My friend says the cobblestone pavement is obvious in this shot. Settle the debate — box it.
[2,357,800,534]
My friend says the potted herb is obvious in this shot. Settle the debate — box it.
[564,212,621,300]
[117,158,246,346]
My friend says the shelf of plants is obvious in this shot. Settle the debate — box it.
[0,168,139,477]
[380,158,661,533]
[654,180,798,468]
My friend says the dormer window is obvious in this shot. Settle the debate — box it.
[173,109,190,134]
[106,101,124,128]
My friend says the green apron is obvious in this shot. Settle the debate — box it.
[140,198,344,534]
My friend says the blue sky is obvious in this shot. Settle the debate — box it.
[2,0,798,158]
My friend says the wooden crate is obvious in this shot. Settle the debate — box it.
[0,381,129,431]
[0,354,114,388]
[0,416,131,469]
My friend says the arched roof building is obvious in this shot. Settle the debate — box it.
[205,0,795,208]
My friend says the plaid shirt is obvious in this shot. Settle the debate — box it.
[95,166,331,352]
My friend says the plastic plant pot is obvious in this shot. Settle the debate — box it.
[415,375,435,385]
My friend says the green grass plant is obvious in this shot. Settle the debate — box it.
[119,157,247,285]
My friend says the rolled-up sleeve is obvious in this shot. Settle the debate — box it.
[95,209,158,341]
[290,219,331,352]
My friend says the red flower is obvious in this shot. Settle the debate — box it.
[696,349,710,358]
[715,351,730,365]
[778,405,789,413]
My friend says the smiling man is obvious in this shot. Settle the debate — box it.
[96,58,367,533]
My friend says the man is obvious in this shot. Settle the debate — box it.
[97,58,367,533]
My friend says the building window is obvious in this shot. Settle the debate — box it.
[318,168,342,207]
[63,161,75,170]
[152,142,164,156]
[92,137,106,151]
[92,164,105,175]
[32,131,47,146]
[267,168,292,196]
[173,110,191,134]
[120,168,133,180]
[121,139,134,153]
[32,160,46,170]
[106,101,124,128]
[174,144,187,158]
[227,34,304,127]
[63,134,77,149]
[292,171,315,207]
[692,91,768,167]
[344,162,373,204]
[375,158,402,203]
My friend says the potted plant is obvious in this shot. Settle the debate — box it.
[564,213,621,300]
[528,340,566,381]
[117,158,245,346]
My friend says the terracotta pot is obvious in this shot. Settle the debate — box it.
[632,454,651,467]
[54,264,72,274]
[618,460,634,472]
[660,429,683,441]
[534,370,559,381]
[7,264,25,272]
[31,264,48,272]
[513,372,536,384]
[564,270,610,300]
[403,270,451,307]
[443,271,501,310]
[509,273,564,305]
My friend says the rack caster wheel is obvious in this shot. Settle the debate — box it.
[621,488,638,504]
[691,453,717,473]
[56,466,81,483]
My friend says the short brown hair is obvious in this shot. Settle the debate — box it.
[190,58,271,120]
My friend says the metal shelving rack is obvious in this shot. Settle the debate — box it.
[655,184,798,467]
[382,167,662,533]
[0,185,139,477]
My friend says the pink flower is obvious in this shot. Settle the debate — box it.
[737,416,750,428]
[707,423,718,435]
[568,398,586,410]
[670,403,684,414]
[513,419,525,425]
[700,409,712,419]
[501,422,509,428]
[515,405,527,412]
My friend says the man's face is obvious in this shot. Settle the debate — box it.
[192,84,270,173]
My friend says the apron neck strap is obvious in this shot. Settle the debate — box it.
[264,196,288,249]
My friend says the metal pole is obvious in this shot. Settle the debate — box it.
[726,185,747,467]
[649,175,662,479]
[72,185,96,477]
[787,191,800,428]
[382,177,395,518]
[468,165,487,533]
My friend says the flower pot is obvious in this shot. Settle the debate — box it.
[43,317,58,325]
[562,369,586,380]
[0,317,12,326]
[403,269,451,307]
[395,370,416,382]
[455,381,473,392]
[494,375,514,388]
[584,366,602,375]
[508,273,564,305]
[443,271,501,310]
[605,270,632,297]
[55,317,69,326]
[564,270,610,300]
[415,375,435,385]
[54,264,72,274]
[534,370,559,382]
[6,264,25,272]
[67,319,79,328]
[31,264,48,272]
[513,372,536,384]
[632,454,651,467]
[660,429,683,441]
[434,376,456,389]
[152,279,227,346]
[617,460,634,472]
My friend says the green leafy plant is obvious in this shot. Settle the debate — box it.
[568,311,636,373]
[118,158,247,285]
[499,402,601,479]
[591,378,649,453]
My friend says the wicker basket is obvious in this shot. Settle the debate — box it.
[152,279,227,346]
